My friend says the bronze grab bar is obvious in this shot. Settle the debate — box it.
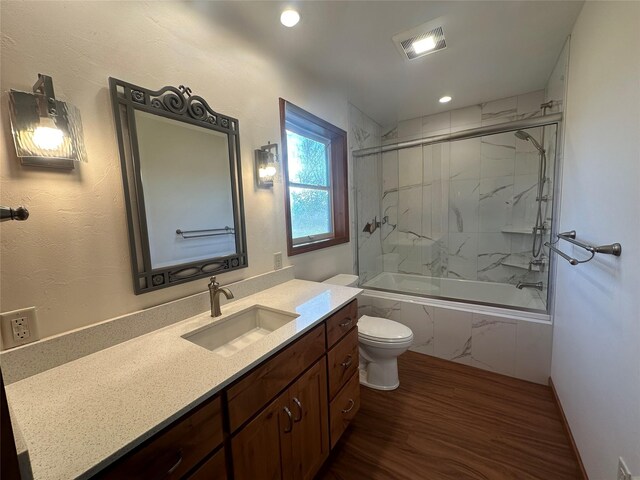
[545,230,621,266]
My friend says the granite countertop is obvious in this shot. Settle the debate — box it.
[5,279,362,480]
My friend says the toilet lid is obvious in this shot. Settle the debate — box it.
[358,315,413,343]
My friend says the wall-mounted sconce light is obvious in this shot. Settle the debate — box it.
[255,142,279,188]
[8,74,87,169]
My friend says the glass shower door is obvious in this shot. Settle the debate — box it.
[355,123,558,313]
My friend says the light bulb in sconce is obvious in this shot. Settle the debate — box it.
[32,125,65,150]
[262,165,277,177]
[255,142,279,188]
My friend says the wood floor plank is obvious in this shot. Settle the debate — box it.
[317,352,581,480]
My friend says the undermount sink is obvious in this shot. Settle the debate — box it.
[183,305,299,357]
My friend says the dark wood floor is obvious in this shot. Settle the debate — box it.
[318,352,581,480]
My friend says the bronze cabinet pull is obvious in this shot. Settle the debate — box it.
[283,407,293,433]
[340,354,353,369]
[339,318,353,329]
[342,399,355,414]
[292,397,303,422]
[167,451,183,475]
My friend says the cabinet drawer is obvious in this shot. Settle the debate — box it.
[227,324,326,432]
[327,327,359,400]
[329,372,360,449]
[98,396,223,479]
[187,448,227,480]
[325,300,358,349]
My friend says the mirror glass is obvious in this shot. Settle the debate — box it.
[135,111,235,269]
[110,78,247,294]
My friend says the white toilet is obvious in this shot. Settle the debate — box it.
[323,274,414,391]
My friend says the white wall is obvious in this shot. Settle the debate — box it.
[551,2,640,478]
[0,1,351,339]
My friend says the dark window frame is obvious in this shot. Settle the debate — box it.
[279,98,349,256]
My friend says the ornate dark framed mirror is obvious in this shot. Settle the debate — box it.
[109,78,247,294]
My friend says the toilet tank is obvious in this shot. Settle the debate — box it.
[322,274,359,287]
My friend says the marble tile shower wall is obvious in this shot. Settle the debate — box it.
[348,104,382,283]
[358,296,552,384]
[377,91,553,297]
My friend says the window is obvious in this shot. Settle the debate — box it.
[280,99,349,256]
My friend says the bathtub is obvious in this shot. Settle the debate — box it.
[363,272,547,313]
[358,272,552,384]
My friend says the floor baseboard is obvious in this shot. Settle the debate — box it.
[549,376,589,480]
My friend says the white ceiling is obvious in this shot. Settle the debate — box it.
[199,1,583,127]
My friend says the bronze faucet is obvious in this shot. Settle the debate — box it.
[208,276,234,317]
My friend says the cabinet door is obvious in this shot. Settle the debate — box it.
[232,392,292,480]
[187,448,227,480]
[289,357,330,480]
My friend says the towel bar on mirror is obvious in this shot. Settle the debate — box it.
[544,230,622,266]
[176,227,235,239]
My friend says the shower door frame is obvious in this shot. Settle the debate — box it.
[352,113,563,314]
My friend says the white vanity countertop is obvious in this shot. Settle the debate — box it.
[5,279,362,480]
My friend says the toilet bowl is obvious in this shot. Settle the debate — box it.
[323,274,414,391]
[358,315,413,390]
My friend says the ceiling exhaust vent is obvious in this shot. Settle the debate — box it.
[393,25,446,60]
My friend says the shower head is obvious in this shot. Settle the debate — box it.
[514,130,544,154]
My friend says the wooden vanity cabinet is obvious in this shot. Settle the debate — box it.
[231,390,290,480]
[325,300,358,348]
[288,357,330,479]
[325,305,361,449]
[230,299,358,480]
[327,327,359,399]
[97,299,359,480]
[187,448,227,480]
[96,395,224,480]
[227,324,326,433]
[329,371,360,449]
[232,358,329,480]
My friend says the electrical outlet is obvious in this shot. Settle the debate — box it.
[273,252,283,270]
[0,307,39,350]
[12,317,30,339]
[618,457,631,480]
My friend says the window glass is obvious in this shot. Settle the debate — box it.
[285,130,330,187]
[289,187,332,240]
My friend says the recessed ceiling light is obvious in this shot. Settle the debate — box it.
[412,37,436,55]
[280,9,300,27]
[439,96,452,104]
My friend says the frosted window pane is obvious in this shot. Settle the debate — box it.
[286,130,329,187]
[289,187,331,239]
